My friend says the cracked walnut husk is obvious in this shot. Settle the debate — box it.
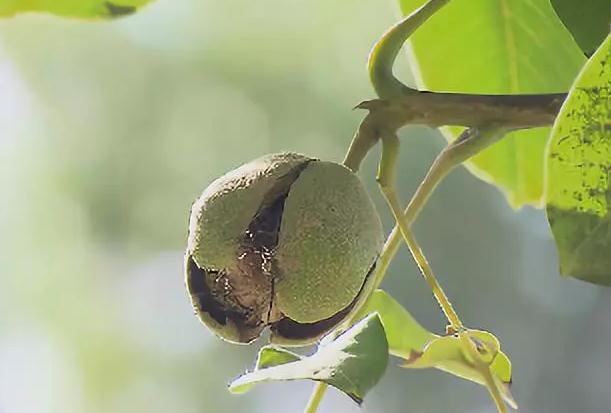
[185,152,383,345]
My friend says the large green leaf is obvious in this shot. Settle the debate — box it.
[0,0,152,19]
[551,0,611,56]
[358,290,515,406]
[399,0,585,207]
[229,313,388,404]
[545,34,611,285]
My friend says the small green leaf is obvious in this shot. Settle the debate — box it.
[255,346,302,369]
[0,0,152,19]
[402,331,516,409]
[229,313,388,404]
[359,290,515,406]
[354,289,435,358]
[551,0,611,56]
[399,0,585,207]
[546,34,611,285]
[229,346,303,394]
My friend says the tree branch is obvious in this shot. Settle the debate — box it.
[343,89,566,174]
[356,90,566,131]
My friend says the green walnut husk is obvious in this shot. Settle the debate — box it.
[185,152,383,345]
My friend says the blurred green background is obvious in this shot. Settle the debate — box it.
[0,1,609,412]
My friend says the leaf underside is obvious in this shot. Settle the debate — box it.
[545,34,611,285]
[550,0,611,56]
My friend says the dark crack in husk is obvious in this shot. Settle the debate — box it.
[187,161,310,343]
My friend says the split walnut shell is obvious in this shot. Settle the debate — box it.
[185,152,383,345]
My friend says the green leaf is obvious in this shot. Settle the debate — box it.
[229,313,388,404]
[0,0,152,19]
[551,0,611,56]
[255,346,302,369]
[402,331,517,409]
[358,290,515,406]
[545,34,611,285]
[354,289,435,358]
[399,0,586,208]
[228,346,303,394]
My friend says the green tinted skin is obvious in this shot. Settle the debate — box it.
[187,152,309,273]
[275,161,383,323]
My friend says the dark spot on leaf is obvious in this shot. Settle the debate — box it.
[404,349,423,364]
[105,2,136,17]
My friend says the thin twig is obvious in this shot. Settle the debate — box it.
[303,382,328,413]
